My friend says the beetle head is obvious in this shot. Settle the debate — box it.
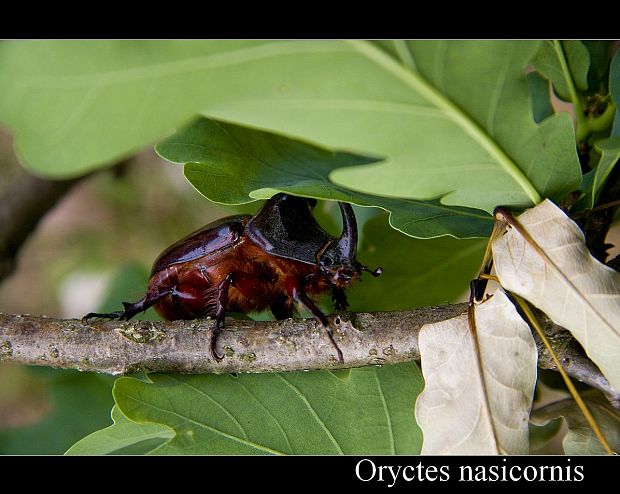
[318,201,382,286]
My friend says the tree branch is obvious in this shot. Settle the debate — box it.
[0,307,617,405]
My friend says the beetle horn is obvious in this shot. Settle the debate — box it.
[337,201,358,260]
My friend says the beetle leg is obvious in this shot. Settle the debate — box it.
[291,287,344,364]
[82,310,127,321]
[210,272,234,362]
[331,287,349,312]
[82,291,170,322]
[270,293,294,320]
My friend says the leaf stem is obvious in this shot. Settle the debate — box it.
[346,40,543,206]
[552,41,588,141]
[472,219,504,301]
[588,101,618,133]
[391,40,416,70]
[511,293,615,455]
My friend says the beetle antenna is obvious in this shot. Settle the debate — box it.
[362,265,383,277]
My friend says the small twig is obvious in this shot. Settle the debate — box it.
[0,160,131,282]
[570,198,620,219]
[0,170,81,280]
[0,308,617,406]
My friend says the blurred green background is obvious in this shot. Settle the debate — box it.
[0,127,243,453]
[0,124,486,453]
[1,40,617,455]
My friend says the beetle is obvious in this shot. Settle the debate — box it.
[84,193,382,363]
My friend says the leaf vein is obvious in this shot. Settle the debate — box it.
[116,389,284,455]
[373,370,395,454]
[275,374,344,454]
[165,375,249,440]
[235,379,294,454]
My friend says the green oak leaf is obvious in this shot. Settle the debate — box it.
[582,41,614,92]
[346,215,486,311]
[68,363,424,455]
[576,51,620,209]
[587,136,620,208]
[0,40,579,215]
[574,140,620,211]
[66,406,174,455]
[527,71,555,124]
[329,41,581,213]
[531,40,590,101]
[156,116,492,239]
[611,49,620,136]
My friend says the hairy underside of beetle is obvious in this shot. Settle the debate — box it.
[150,239,335,321]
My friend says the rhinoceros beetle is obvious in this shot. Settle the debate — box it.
[84,193,382,363]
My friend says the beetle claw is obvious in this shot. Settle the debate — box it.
[210,341,225,362]
[210,320,225,362]
[211,347,225,362]
[362,265,383,277]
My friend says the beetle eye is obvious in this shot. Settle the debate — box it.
[321,256,334,267]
